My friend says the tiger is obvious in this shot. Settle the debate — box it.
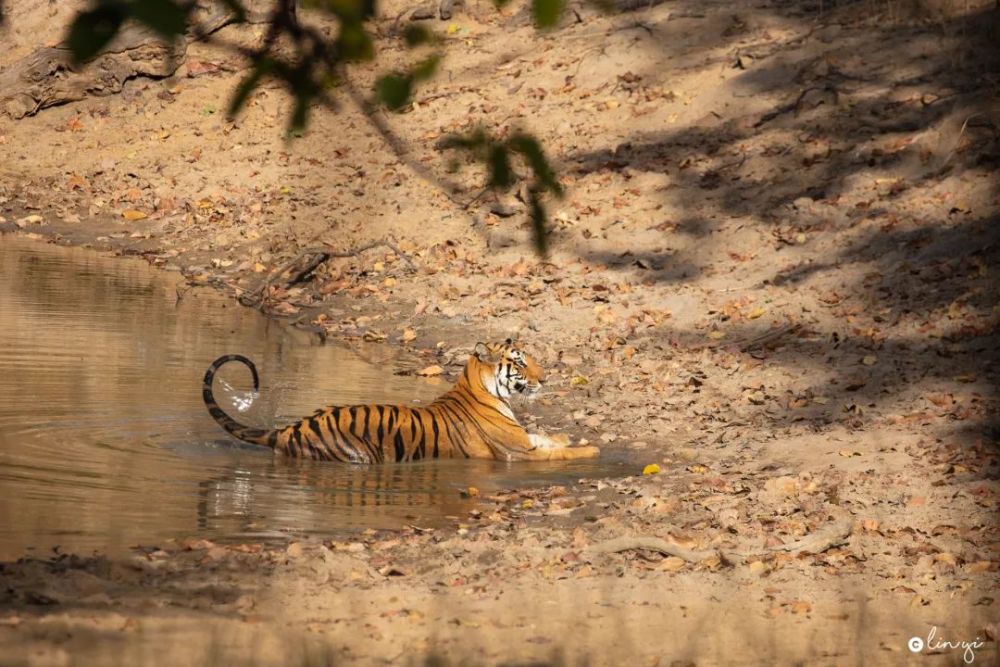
[202,339,601,463]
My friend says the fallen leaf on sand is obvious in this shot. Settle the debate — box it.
[660,556,685,571]
[416,365,444,376]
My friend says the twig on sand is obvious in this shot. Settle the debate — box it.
[239,239,415,308]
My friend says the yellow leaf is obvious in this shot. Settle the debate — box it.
[642,463,661,475]
[401,328,417,343]
[660,556,685,571]
[416,364,444,377]
[446,23,459,34]
[687,464,708,474]
[383,277,397,288]
[521,499,534,509]
[253,262,266,273]
[747,307,766,320]
[862,355,878,366]
[708,330,726,340]
[121,209,147,221]
[570,375,589,386]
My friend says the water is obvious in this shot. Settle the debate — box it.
[0,237,622,559]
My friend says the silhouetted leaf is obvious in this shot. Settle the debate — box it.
[411,54,441,81]
[322,0,375,21]
[532,0,565,29]
[376,74,412,110]
[403,24,432,47]
[129,0,188,39]
[67,3,127,64]
[337,21,374,61]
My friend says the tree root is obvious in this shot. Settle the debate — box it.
[587,515,853,567]
[587,536,725,563]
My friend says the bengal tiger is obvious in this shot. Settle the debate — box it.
[202,340,601,463]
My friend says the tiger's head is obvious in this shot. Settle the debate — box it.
[472,339,545,401]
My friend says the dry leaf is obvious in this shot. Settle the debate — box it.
[121,209,148,221]
[416,365,444,377]
[660,556,686,572]
[642,463,661,475]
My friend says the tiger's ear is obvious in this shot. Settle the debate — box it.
[474,342,491,361]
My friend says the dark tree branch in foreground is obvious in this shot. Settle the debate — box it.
[0,0,585,255]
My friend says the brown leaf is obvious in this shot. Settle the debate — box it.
[416,365,444,377]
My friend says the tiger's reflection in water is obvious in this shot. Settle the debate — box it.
[193,461,489,538]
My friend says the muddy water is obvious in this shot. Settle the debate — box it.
[0,238,623,560]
